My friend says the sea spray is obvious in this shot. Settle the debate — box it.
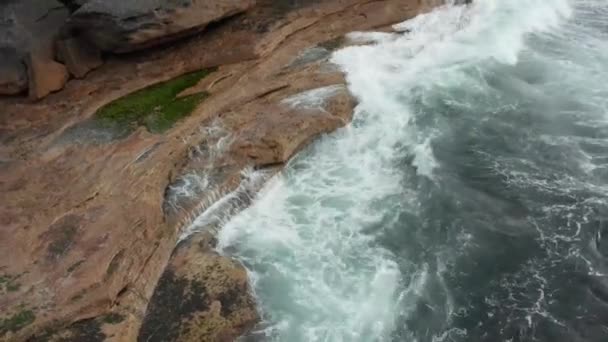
[215,0,608,341]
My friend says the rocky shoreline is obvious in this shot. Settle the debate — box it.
[0,1,444,340]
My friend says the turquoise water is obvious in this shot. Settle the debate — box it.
[216,1,608,341]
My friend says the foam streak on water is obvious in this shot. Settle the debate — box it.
[215,0,608,341]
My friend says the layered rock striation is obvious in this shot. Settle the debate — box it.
[0,0,452,341]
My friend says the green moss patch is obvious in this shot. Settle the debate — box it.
[0,274,21,293]
[6,282,20,292]
[102,313,125,325]
[95,69,214,135]
[0,310,35,336]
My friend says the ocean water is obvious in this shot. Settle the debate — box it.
[215,0,608,341]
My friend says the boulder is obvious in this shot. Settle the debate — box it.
[66,0,256,53]
[138,232,258,342]
[27,49,69,100]
[0,2,27,95]
[0,48,27,95]
[0,0,70,98]
[56,37,103,79]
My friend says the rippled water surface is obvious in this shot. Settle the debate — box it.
[215,0,608,341]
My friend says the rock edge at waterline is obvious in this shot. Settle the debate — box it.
[0,1,447,340]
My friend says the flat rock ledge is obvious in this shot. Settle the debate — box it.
[0,1,447,341]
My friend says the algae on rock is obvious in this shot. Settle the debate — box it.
[0,310,35,336]
[95,69,215,135]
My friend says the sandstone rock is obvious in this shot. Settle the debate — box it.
[66,0,256,53]
[163,81,354,230]
[228,85,356,167]
[0,1,440,340]
[0,0,69,97]
[0,48,27,95]
[28,312,130,341]
[56,37,103,79]
[27,50,69,100]
[139,232,258,342]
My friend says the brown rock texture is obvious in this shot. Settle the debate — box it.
[65,0,257,53]
[0,0,444,341]
[27,51,70,100]
[227,85,355,167]
[138,232,257,342]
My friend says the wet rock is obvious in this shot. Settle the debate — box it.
[66,0,256,53]
[228,85,356,166]
[285,46,331,70]
[56,37,103,79]
[139,232,257,342]
[0,1,437,340]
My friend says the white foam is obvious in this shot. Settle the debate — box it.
[216,0,574,340]
[179,167,272,242]
[281,85,346,112]
[412,138,439,179]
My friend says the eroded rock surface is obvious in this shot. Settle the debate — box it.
[227,85,355,167]
[0,1,443,341]
[65,0,256,53]
[0,0,69,96]
[139,232,257,342]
